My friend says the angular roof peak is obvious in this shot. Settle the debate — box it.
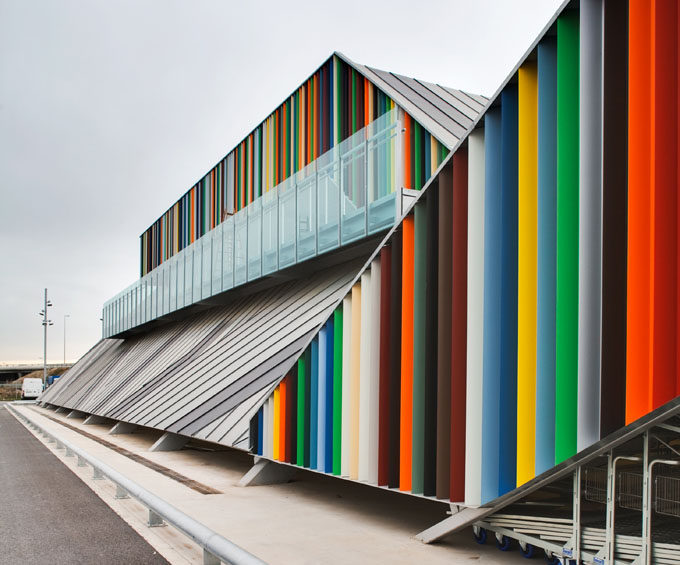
[336,51,488,149]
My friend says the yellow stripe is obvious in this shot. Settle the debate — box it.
[516,62,539,486]
[273,385,280,460]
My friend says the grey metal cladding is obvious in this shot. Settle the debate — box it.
[168,330,314,436]
[380,71,471,138]
[132,266,352,431]
[43,260,361,451]
[415,80,482,121]
[459,89,489,107]
[103,312,236,421]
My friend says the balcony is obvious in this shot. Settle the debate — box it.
[103,109,407,338]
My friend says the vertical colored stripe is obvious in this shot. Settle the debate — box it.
[400,215,414,491]
[333,308,343,476]
[555,11,579,463]
[349,283,361,480]
[516,61,538,486]
[536,38,558,475]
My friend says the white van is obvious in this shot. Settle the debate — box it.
[21,378,43,400]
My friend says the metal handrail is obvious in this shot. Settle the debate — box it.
[6,404,266,565]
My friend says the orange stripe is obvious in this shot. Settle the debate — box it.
[400,215,414,491]
[364,77,370,127]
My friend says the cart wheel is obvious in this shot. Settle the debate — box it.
[495,533,512,551]
[472,526,487,545]
[543,550,560,565]
[518,541,536,558]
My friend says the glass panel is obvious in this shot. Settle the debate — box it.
[134,286,139,326]
[296,172,316,261]
[176,253,184,310]
[317,149,340,253]
[139,284,143,323]
[234,209,247,286]
[202,236,211,299]
[367,112,398,233]
[185,248,193,306]
[262,188,278,274]
[212,224,223,295]
[222,216,234,290]
[340,130,367,244]
[151,271,158,320]
[161,266,168,316]
[193,242,202,303]
[247,198,262,280]
[147,277,153,321]
[169,258,177,312]
[278,177,296,268]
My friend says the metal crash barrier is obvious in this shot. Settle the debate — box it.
[6,404,266,565]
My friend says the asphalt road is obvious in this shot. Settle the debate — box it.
[0,405,168,565]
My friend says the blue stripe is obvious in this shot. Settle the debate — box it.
[481,108,502,504]
[499,86,519,496]
[310,337,319,469]
[536,38,558,475]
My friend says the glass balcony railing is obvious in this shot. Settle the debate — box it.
[102,109,402,338]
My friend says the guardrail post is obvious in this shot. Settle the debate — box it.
[147,509,165,528]
[77,455,87,467]
[65,447,74,457]
[203,548,221,565]
[115,484,130,499]
[92,467,104,480]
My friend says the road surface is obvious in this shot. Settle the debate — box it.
[0,404,168,565]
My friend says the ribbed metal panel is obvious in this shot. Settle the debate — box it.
[336,52,487,150]
[41,260,364,450]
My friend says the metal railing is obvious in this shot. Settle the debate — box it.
[6,404,266,565]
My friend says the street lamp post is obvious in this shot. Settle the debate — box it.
[63,314,70,365]
[39,289,53,390]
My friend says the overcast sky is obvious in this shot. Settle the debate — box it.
[0,0,563,364]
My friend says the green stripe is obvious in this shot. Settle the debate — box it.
[412,201,427,493]
[332,307,343,475]
[555,11,579,465]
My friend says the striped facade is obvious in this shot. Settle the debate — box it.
[140,54,449,276]
[252,0,680,507]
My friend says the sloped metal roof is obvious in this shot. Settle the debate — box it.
[336,52,487,150]
[41,260,363,450]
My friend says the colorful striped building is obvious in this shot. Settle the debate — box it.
[43,0,680,559]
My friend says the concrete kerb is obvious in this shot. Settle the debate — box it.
[5,403,266,565]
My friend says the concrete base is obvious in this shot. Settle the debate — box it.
[67,410,87,419]
[149,432,189,452]
[238,458,296,487]
[109,422,138,435]
[83,414,110,425]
